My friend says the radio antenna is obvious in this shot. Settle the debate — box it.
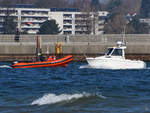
[123,26,126,45]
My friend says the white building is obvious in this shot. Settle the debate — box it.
[0,5,109,34]
[140,18,150,26]
[0,6,50,34]
[50,8,109,35]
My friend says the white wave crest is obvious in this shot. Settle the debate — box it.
[31,93,90,105]
[79,65,92,69]
[0,65,11,68]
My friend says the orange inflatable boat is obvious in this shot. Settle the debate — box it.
[12,55,73,68]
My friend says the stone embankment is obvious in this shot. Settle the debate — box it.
[0,34,150,61]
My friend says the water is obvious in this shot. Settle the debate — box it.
[1,62,150,113]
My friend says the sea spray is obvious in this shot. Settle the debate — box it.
[0,65,11,68]
[31,93,90,105]
[94,92,107,99]
[31,92,106,106]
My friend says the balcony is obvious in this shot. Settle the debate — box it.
[21,12,48,17]
[63,25,72,30]
[21,25,40,29]
[21,18,46,23]
[0,13,6,16]
[98,20,104,24]
[27,29,38,34]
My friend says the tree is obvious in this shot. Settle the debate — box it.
[35,0,69,8]
[38,19,61,34]
[104,0,144,34]
[104,14,127,34]
[91,0,102,11]
[121,0,141,14]
[126,16,149,34]
[107,0,121,13]
[104,14,149,34]
[106,0,141,14]
[71,0,85,9]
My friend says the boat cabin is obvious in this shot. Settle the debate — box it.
[105,41,126,59]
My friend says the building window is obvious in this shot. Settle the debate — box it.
[63,20,72,24]
[75,31,87,34]
[63,25,72,29]
[75,14,89,18]
[63,14,72,18]
[63,31,72,34]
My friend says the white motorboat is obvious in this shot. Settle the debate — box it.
[86,41,146,69]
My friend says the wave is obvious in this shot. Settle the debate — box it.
[146,67,150,69]
[0,65,11,68]
[31,92,106,106]
[79,65,93,69]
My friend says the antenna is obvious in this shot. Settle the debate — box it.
[123,26,126,45]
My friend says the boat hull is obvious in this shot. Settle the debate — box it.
[12,55,73,68]
[86,56,146,69]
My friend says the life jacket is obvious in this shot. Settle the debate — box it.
[52,56,56,60]
[47,56,56,61]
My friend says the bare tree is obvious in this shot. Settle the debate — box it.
[104,14,127,34]
[121,0,141,14]
[71,0,85,9]
[104,0,143,34]
[35,0,69,8]
[106,0,141,14]
[0,0,35,6]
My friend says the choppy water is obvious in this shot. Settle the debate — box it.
[1,62,150,113]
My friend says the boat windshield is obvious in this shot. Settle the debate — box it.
[106,48,123,56]
[106,48,113,56]
[111,48,123,56]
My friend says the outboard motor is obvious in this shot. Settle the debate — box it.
[12,61,18,66]
[13,61,18,64]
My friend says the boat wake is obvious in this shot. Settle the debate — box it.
[0,65,11,68]
[31,92,106,106]
[79,65,92,69]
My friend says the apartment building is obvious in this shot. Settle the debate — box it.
[0,5,50,34]
[140,19,150,25]
[50,8,109,35]
[0,8,17,33]
[0,5,109,34]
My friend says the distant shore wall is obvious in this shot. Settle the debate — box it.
[0,34,150,61]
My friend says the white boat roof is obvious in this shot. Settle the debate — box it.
[108,41,127,49]
[108,46,126,49]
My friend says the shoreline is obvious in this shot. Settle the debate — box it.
[1,34,150,62]
[0,54,150,62]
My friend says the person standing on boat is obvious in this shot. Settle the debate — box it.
[37,49,45,61]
